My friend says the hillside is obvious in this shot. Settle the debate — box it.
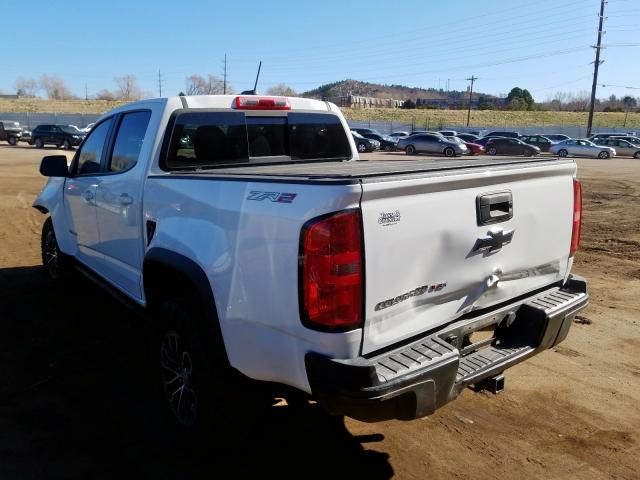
[0,98,129,114]
[301,79,494,102]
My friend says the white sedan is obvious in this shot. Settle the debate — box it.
[549,139,616,159]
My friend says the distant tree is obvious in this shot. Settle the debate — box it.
[622,96,637,127]
[402,98,416,109]
[266,83,297,96]
[95,89,118,101]
[506,87,535,110]
[14,76,39,97]
[39,74,74,100]
[185,74,229,95]
[114,75,144,100]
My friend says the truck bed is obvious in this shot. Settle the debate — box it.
[155,157,571,184]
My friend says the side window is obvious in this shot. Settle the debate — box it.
[75,118,113,176]
[109,111,151,172]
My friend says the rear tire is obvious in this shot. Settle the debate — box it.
[384,145,392,152]
[524,149,533,157]
[8,136,17,146]
[558,149,568,158]
[487,147,497,155]
[357,143,367,153]
[41,217,73,281]
[35,137,44,148]
[443,147,455,157]
[634,151,640,159]
[598,151,610,159]
[405,145,417,155]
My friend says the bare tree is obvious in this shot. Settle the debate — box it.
[14,76,39,97]
[185,74,229,95]
[266,83,297,96]
[39,74,74,100]
[114,75,143,100]
[95,89,118,101]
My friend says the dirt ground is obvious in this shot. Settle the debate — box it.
[0,145,638,479]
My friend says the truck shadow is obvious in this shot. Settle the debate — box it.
[0,266,393,479]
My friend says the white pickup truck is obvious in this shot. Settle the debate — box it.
[34,95,588,435]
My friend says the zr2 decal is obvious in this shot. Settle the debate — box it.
[247,191,297,203]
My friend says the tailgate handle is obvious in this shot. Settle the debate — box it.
[477,191,513,225]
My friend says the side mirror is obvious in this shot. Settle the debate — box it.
[40,155,69,177]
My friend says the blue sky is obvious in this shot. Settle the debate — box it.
[2,0,639,100]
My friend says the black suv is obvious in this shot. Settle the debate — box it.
[485,137,540,156]
[30,124,86,149]
[519,134,555,152]
[485,130,520,138]
[0,120,23,145]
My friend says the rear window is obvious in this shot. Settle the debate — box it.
[164,111,351,170]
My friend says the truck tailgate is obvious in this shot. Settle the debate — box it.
[360,160,576,355]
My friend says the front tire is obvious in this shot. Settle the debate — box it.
[35,137,44,148]
[8,136,17,146]
[487,147,497,155]
[443,147,455,157]
[558,149,568,158]
[357,143,367,153]
[41,217,72,281]
[634,151,640,159]
[405,145,416,155]
[384,144,392,152]
[63,139,72,150]
[598,151,610,159]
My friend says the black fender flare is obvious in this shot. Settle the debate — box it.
[143,247,228,364]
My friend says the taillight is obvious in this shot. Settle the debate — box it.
[299,209,363,332]
[233,96,291,110]
[570,179,582,256]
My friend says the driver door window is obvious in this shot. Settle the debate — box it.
[75,119,113,175]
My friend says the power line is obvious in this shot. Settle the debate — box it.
[587,0,606,137]
[600,83,640,89]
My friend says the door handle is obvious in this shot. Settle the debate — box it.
[119,193,133,206]
[476,191,513,225]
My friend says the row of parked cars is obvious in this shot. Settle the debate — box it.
[383,129,640,159]
[0,120,93,149]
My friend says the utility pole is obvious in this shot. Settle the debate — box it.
[466,75,477,127]
[85,84,88,101]
[223,54,227,94]
[158,69,163,97]
[586,0,606,137]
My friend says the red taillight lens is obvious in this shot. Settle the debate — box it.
[299,210,363,332]
[570,179,582,256]
[233,96,291,110]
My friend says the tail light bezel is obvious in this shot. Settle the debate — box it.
[298,208,365,333]
[570,178,582,257]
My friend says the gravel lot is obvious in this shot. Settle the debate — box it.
[0,145,638,479]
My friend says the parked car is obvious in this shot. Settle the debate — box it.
[358,131,398,152]
[485,131,520,138]
[398,133,467,156]
[456,133,480,143]
[445,136,483,155]
[611,135,640,146]
[438,130,457,137]
[485,138,540,156]
[544,134,572,142]
[588,132,634,142]
[0,120,23,145]
[34,93,588,433]
[79,123,95,133]
[549,139,616,159]
[351,131,378,152]
[20,126,32,142]
[30,124,86,149]
[389,131,410,138]
[594,138,640,158]
[474,136,504,147]
[519,135,556,152]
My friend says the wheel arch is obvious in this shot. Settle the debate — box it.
[143,247,229,364]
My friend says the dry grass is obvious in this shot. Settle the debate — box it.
[1,98,638,129]
[341,108,640,129]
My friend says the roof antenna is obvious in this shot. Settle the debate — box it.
[241,61,262,95]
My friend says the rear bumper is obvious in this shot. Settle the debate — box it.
[305,275,588,422]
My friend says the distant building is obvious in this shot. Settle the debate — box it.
[0,94,19,100]
[324,95,404,108]
[416,96,507,109]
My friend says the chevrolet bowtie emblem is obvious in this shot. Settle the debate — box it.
[473,228,515,253]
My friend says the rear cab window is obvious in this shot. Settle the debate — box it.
[163,111,351,170]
